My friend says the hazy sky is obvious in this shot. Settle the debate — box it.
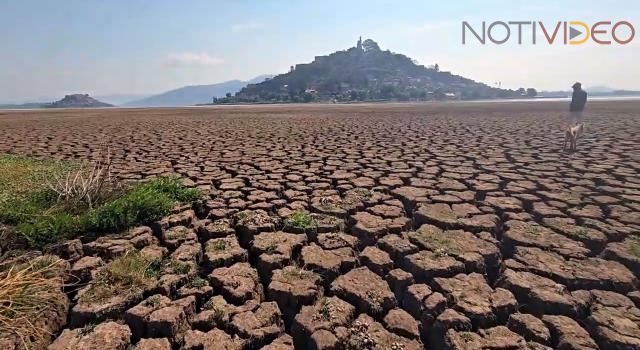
[1,0,638,103]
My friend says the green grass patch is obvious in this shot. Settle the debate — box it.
[285,211,317,231]
[0,154,200,250]
[0,155,77,199]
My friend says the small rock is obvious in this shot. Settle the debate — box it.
[542,315,598,350]
[383,308,420,340]
[330,267,397,317]
[507,313,551,345]
[131,338,171,350]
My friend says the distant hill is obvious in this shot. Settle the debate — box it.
[220,38,522,104]
[44,94,113,108]
[123,75,272,107]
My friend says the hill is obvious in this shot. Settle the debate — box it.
[45,94,113,108]
[220,38,523,104]
[123,75,272,107]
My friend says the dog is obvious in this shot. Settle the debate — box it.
[563,123,584,151]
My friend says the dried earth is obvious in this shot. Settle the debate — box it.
[1,101,639,349]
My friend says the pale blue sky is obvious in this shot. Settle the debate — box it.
[1,0,638,103]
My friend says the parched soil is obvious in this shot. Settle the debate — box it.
[1,101,640,349]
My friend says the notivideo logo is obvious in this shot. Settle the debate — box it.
[462,21,635,45]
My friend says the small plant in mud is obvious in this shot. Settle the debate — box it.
[143,295,164,308]
[524,225,542,237]
[211,240,229,252]
[210,307,225,323]
[202,298,217,310]
[80,251,161,303]
[460,332,475,342]
[627,236,640,257]
[187,276,209,288]
[415,228,459,256]
[78,323,98,336]
[572,227,591,239]
[169,259,192,275]
[203,298,227,323]
[285,211,317,231]
[433,247,449,257]
[343,320,376,350]
[281,266,316,281]
[366,290,384,315]
[235,211,249,222]
[264,241,278,255]
[165,226,190,240]
[316,297,333,321]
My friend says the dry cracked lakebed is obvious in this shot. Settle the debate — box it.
[1,101,640,349]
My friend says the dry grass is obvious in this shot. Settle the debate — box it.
[47,145,120,210]
[79,251,160,303]
[0,255,67,349]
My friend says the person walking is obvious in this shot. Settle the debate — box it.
[569,82,587,124]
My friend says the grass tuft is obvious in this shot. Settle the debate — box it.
[186,276,209,288]
[316,297,333,322]
[628,236,640,257]
[285,211,317,231]
[79,251,161,303]
[0,255,67,348]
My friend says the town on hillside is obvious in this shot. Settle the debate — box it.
[214,38,534,104]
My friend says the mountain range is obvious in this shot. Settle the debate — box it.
[122,75,272,107]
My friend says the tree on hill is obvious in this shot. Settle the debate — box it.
[362,39,381,52]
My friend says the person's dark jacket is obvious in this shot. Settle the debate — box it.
[570,89,587,111]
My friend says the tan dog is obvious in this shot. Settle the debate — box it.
[563,123,584,151]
